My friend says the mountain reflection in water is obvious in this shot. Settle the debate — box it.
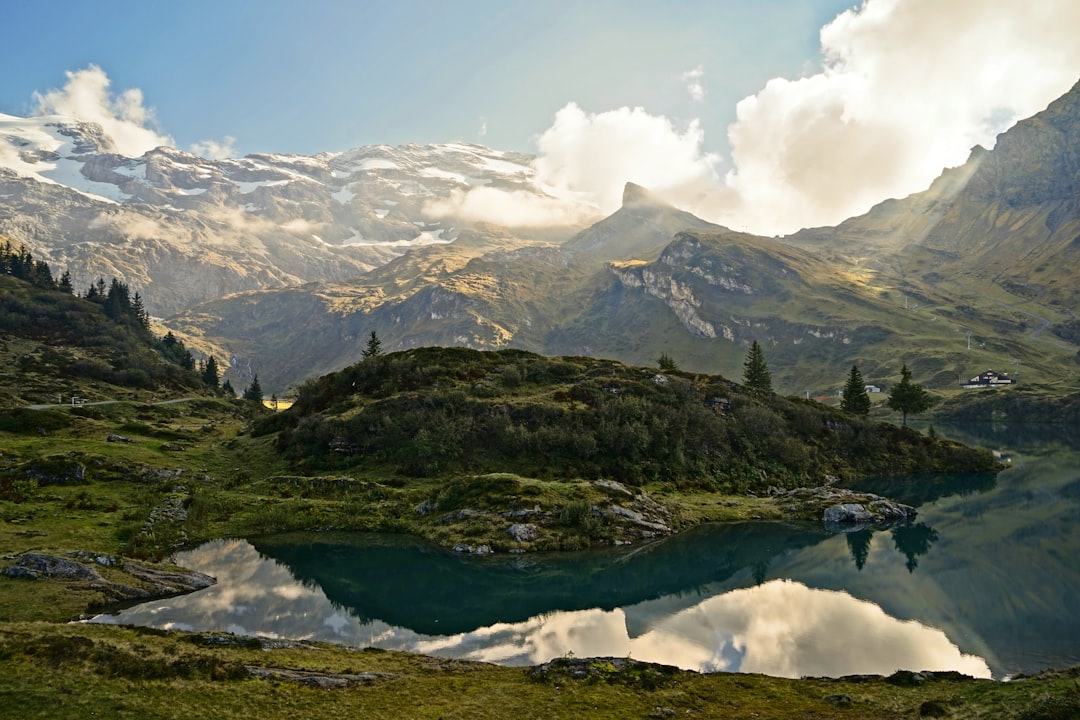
[90,537,989,679]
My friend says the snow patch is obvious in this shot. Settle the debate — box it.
[331,185,356,204]
[232,179,290,193]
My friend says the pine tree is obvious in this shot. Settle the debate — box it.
[58,269,73,294]
[887,363,932,426]
[742,340,772,394]
[362,330,383,359]
[657,353,677,371]
[840,364,871,415]
[243,374,264,402]
[202,356,220,388]
[222,379,236,396]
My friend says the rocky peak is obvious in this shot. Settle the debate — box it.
[621,181,667,209]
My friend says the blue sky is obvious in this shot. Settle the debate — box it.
[0,0,853,157]
[3,0,1080,233]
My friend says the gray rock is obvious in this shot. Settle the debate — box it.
[508,523,538,542]
[823,503,876,525]
[452,543,492,555]
[593,479,632,496]
[4,553,101,581]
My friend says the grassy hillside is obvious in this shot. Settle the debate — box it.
[265,346,997,488]
[0,273,206,407]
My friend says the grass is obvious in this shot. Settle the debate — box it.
[0,622,1077,719]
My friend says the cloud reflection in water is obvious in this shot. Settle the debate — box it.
[90,539,989,679]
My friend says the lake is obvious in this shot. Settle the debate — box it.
[90,424,1080,679]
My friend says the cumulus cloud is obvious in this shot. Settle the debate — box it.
[425,186,598,227]
[437,0,1080,235]
[723,0,1080,234]
[191,136,237,160]
[425,103,720,227]
[33,65,174,157]
[682,65,706,102]
[532,103,721,214]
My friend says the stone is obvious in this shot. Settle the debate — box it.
[4,553,101,581]
[452,543,492,555]
[824,694,852,706]
[508,523,538,542]
[823,503,875,525]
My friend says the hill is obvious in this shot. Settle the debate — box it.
[264,346,995,487]
[0,240,212,407]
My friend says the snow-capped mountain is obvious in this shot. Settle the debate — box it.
[0,112,570,315]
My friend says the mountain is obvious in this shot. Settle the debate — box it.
[0,114,584,315]
[789,79,1080,313]
[167,184,731,391]
[6,81,1080,397]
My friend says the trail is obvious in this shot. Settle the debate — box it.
[25,397,199,411]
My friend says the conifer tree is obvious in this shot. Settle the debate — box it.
[657,353,677,371]
[202,356,220,388]
[742,340,772,394]
[887,363,932,426]
[58,269,73,294]
[840,364,872,415]
[362,330,383,359]
[243,374,264,402]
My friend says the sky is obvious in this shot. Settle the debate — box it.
[3,0,1080,234]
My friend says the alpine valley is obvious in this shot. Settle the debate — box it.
[2,80,1079,399]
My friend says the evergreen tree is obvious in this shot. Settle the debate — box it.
[222,379,236,396]
[840,364,872,415]
[887,363,932,426]
[742,340,772,394]
[243,374,264,402]
[103,278,130,320]
[362,330,383,359]
[132,292,149,329]
[58,269,73,294]
[202,356,220,388]
[657,352,678,371]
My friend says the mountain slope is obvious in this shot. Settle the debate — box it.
[792,78,1080,307]
[169,185,723,391]
[0,115,586,315]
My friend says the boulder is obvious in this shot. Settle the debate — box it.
[823,503,876,525]
[508,523,538,542]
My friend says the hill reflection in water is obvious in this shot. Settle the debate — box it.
[92,533,989,679]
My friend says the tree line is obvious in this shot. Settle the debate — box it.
[665,338,933,425]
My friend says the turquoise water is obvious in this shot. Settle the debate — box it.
[92,427,1080,679]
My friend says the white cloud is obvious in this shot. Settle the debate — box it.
[721,0,1080,234]
[444,0,1080,235]
[425,186,599,227]
[191,136,237,160]
[531,102,721,214]
[33,65,174,157]
[682,65,705,102]
[425,103,720,227]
